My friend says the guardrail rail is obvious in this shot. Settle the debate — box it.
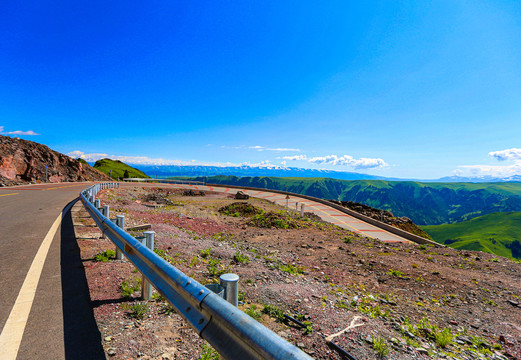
[81,183,314,360]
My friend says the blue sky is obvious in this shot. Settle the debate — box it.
[1,1,520,179]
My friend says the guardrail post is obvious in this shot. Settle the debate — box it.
[300,204,305,217]
[220,273,239,307]
[94,199,100,210]
[141,231,155,300]
[115,215,125,260]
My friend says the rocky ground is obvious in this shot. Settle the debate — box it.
[0,135,110,185]
[73,184,521,360]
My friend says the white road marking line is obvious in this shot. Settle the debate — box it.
[0,203,72,360]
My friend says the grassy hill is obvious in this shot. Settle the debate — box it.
[422,212,521,259]
[94,158,150,180]
[193,176,521,225]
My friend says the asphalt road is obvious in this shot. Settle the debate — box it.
[0,183,105,360]
[0,180,409,360]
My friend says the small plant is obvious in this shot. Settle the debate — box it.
[200,342,219,360]
[160,303,175,315]
[277,262,305,276]
[244,304,262,320]
[335,300,350,310]
[302,321,313,335]
[154,248,174,263]
[94,249,116,262]
[128,302,148,319]
[120,279,141,299]
[207,258,228,277]
[411,263,418,268]
[233,252,250,264]
[320,295,328,308]
[262,304,285,322]
[434,327,453,348]
[372,336,389,357]
[200,247,212,259]
[343,236,353,244]
[387,269,405,278]
[189,255,200,268]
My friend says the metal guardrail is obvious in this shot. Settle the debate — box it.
[81,183,314,360]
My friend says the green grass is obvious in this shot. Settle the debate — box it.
[93,158,150,180]
[199,342,219,360]
[262,304,285,322]
[128,302,148,319]
[94,249,116,262]
[372,336,389,357]
[422,211,521,259]
[233,251,250,264]
[120,278,141,299]
[243,304,262,320]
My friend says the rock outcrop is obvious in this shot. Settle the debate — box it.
[329,199,433,239]
[0,135,111,186]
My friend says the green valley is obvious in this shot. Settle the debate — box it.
[422,212,521,259]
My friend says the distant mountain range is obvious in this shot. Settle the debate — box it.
[130,164,395,181]
[125,164,521,183]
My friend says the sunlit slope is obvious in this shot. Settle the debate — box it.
[94,158,150,180]
[422,212,521,259]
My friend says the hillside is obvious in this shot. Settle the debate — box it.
[0,135,110,185]
[75,184,521,359]
[93,158,150,180]
[422,212,521,259]
[194,176,521,225]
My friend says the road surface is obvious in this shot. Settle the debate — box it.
[0,183,105,360]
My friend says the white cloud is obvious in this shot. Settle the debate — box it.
[283,155,308,161]
[68,151,196,165]
[308,154,387,169]
[67,151,284,169]
[0,126,40,135]
[489,148,521,161]
[453,148,521,178]
[248,145,301,152]
[456,163,521,177]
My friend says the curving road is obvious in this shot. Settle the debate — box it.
[122,182,411,243]
[0,180,410,360]
[0,183,105,360]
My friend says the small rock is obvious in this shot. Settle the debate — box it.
[107,348,116,356]
[448,320,458,326]
[415,347,429,355]
[364,335,373,344]
[297,342,305,348]
[104,336,112,342]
